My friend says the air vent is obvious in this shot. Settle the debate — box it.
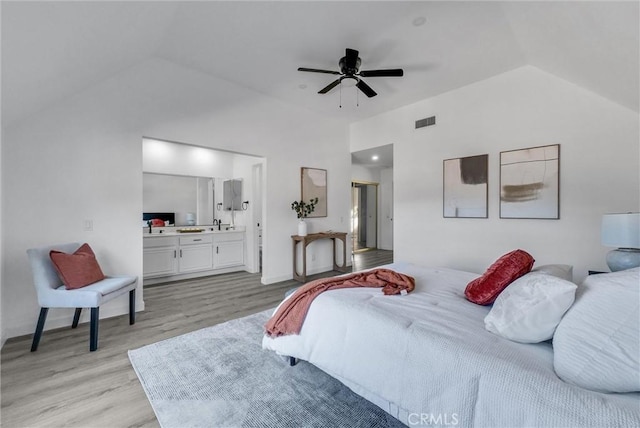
[415,116,436,129]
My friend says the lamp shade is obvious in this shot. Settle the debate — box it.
[601,213,640,249]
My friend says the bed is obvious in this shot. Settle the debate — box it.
[262,262,640,427]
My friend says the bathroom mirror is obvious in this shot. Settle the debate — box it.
[223,179,242,211]
[143,173,215,226]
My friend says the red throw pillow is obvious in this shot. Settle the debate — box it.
[465,249,535,305]
[50,243,105,289]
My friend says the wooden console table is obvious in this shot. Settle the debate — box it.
[291,232,349,282]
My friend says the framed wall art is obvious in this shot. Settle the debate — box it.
[443,154,488,218]
[500,144,560,219]
[301,167,327,217]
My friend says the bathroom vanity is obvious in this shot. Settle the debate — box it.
[143,229,245,284]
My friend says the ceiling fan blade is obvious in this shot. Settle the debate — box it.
[345,48,359,70]
[359,68,404,77]
[318,79,342,94]
[356,79,377,98]
[298,67,341,75]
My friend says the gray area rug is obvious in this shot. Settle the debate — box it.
[129,309,405,428]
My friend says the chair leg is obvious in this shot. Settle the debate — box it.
[72,308,82,328]
[31,308,49,352]
[89,307,99,352]
[129,289,136,325]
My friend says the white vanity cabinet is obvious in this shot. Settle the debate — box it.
[178,235,213,273]
[143,236,178,277]
[144,231,245,283]
[213,232,244,269]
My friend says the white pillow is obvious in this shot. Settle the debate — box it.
[532,264,573,281]
[484,272,577,343]
[553,267,640,393]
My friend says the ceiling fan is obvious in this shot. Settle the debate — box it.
[298,48,403,98]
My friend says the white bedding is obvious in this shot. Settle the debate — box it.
[262,262,640,427]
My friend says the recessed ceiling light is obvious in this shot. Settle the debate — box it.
[298,84,307,89]
[372,155,379,161]
[412,16,426,27]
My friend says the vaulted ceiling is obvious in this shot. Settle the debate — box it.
[2,1,638,128]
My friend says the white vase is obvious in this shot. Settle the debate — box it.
[298,219,308,237]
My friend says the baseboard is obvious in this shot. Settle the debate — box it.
[261,263,352,285]
[261,273,292,285]
[143,266,247,286]
[4,300,145,341]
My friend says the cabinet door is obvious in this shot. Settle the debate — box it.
[214,241,244,268]
[179,244,213,273]
[143,247,177,277]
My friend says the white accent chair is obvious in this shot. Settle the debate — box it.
[27,242,137,352]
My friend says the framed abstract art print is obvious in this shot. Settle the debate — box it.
[443,154,488,218]
[499,144,560,219]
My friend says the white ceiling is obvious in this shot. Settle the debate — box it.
[2,1,638,128]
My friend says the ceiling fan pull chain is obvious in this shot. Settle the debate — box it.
[357,86,359,107]
[339,83,342,108]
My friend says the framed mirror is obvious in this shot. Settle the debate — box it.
[301,167,327,217]
[143,172,215,226]
[223,179,242,211]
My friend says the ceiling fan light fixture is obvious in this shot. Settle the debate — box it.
[340,76,358,88]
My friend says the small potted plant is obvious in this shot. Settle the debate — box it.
[291,197,318,236]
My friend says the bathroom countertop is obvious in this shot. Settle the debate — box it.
[143,228,245,237]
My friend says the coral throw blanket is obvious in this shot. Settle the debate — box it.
[265,268,415,338]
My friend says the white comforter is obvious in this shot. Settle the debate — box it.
[263,262,640,427]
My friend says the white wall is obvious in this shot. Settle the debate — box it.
[0,88,3,348]
[142,138,235,178]
[351,165,380,183]
[351,66,639,282]
[366,185,377,247]
[379,168,393,250]
[2,58,350,340]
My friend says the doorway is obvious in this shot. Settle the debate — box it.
[142,138,265,284]
[351,181,378,252]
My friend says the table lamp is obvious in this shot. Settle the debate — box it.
[601,213,640,271]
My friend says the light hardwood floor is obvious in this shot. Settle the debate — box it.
[1,250,392,427]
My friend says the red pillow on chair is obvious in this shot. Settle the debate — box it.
[50,243,105,289]
[465,249,535,305]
